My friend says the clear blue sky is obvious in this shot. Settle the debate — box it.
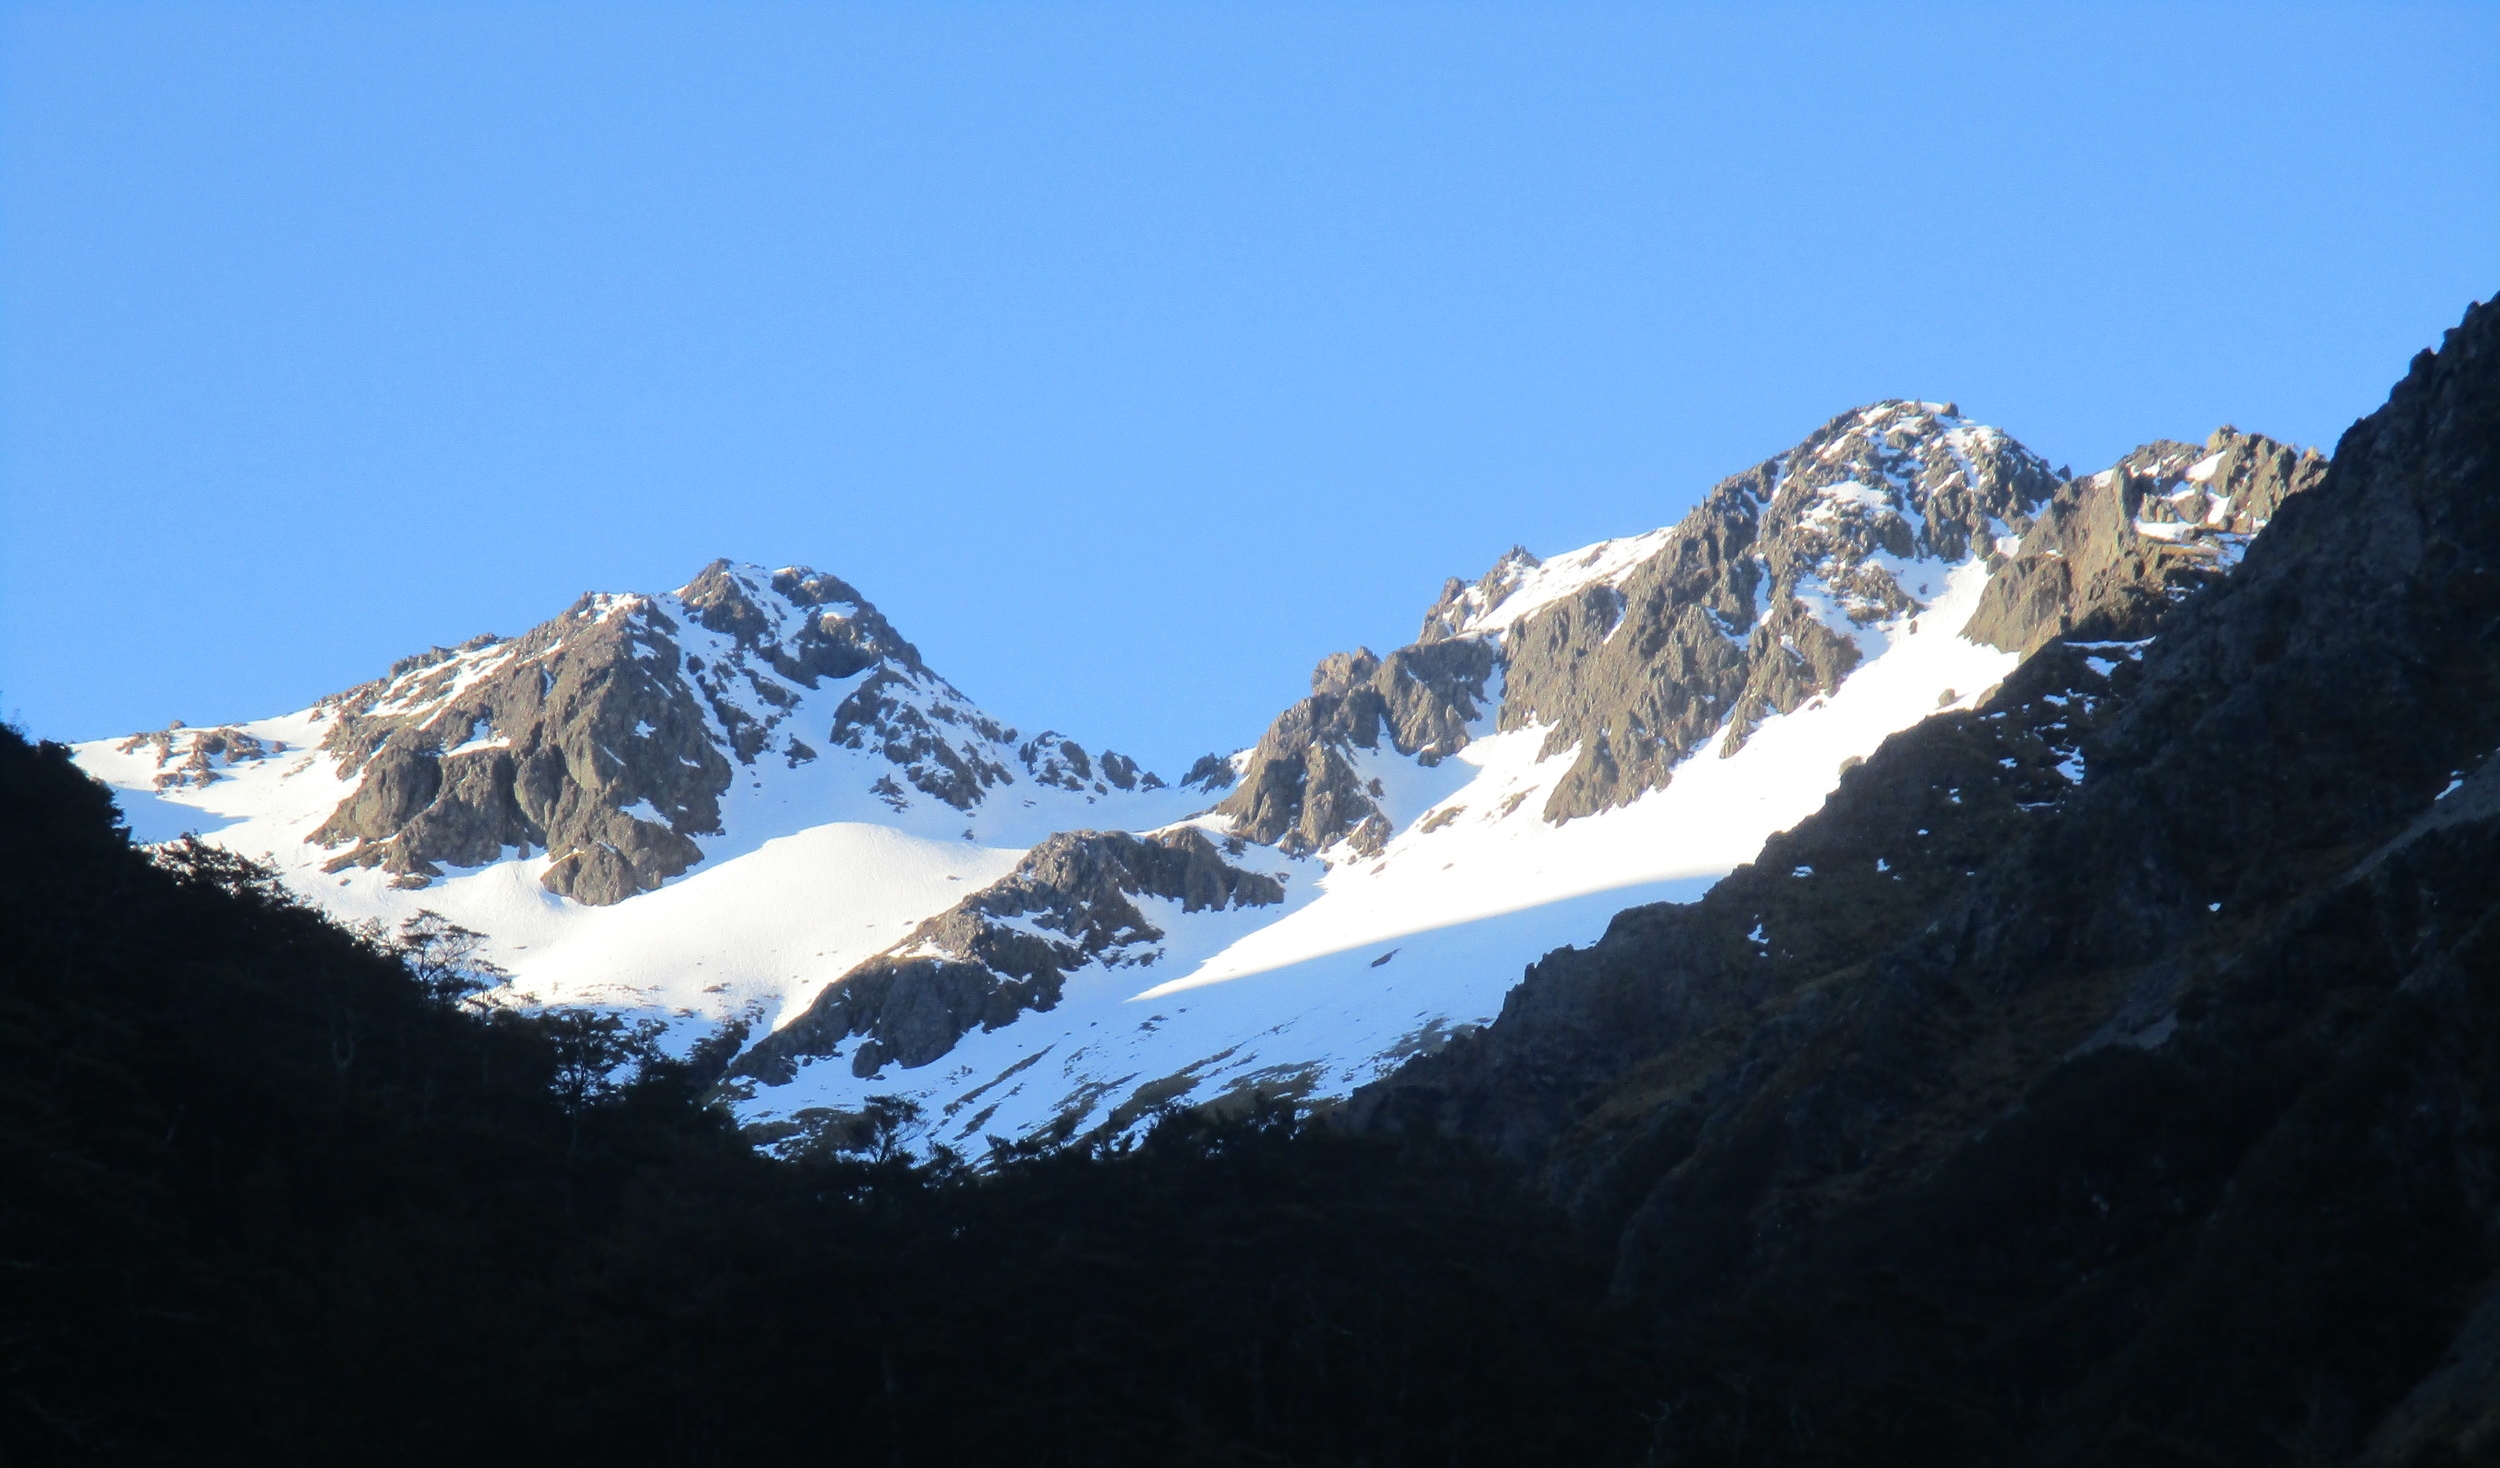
[5,2,2496,775]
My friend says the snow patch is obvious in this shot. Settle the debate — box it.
[1447,527,1679,637]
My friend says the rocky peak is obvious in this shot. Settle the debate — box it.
[1418,545,1545,643]
[675,559,927,686]
[664,561,980,786]
[1755,400,2055,616]
[1490,402,2059,822]
[1220,402,2066,855]
[289,559,1164,906]
[1781,401,2042,543]
[309,587,731,903]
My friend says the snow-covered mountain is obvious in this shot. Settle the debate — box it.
[73,405,2326,1158]
[81,561,1215,1031]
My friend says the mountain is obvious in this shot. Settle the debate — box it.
[74,407,2324,1159]
[1350,296,2500,1464]
[78,562,1213,1032]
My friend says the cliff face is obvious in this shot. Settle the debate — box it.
[1352,297,2500,1466]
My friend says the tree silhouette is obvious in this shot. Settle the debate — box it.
[389,908,510,1006]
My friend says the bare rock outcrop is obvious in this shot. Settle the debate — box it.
[115,723,287,790]
[308,604,732,904]
[740,826,1285,1080]
[1965,427,2329,654]
[1216,639,1499,853]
